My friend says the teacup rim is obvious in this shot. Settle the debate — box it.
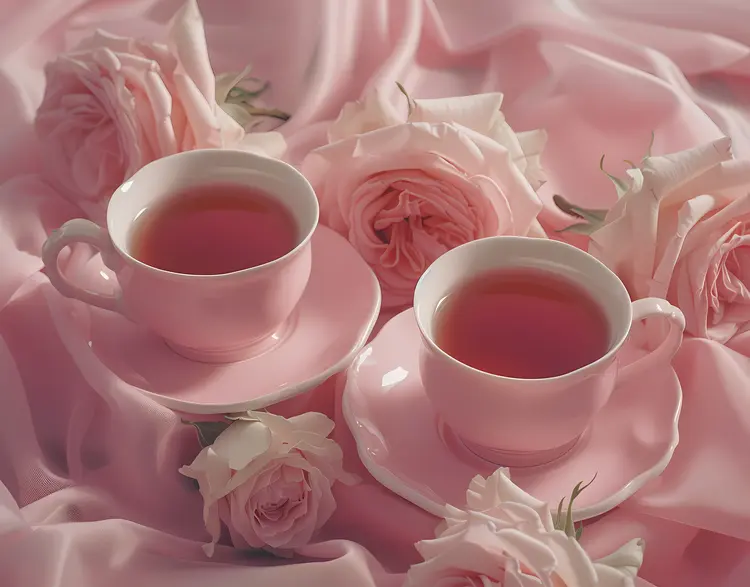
[105,149,320,281]
[413,236,634,383]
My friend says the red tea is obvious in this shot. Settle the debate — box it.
[129,183,298,275]
[434,269,610,379]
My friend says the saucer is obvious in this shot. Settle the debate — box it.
[46,225,381,414]
[342,309,681,521]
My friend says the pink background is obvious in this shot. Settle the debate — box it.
[3,1,750,585]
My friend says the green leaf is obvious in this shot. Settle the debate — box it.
[182,419,230,448]
[227,80,270,102]
[241,105,290,121]
[395,81,415,117]
[218,70,290,124]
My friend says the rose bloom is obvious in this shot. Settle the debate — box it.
[179,411,357,556]
[405,470,645,587]
[34,0,282,214]
[589,137,750,343]
[302,91,547,307]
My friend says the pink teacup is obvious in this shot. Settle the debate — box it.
[42,149,319,363]
[414,236,685,467]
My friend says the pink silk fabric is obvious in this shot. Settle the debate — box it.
[2,0,750,585]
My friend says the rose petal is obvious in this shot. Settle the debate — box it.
[514,129,548,189]
[328,89,401,142]
[664,158,750,208]
[680,193,750,257]
[411,93,505,137]
[178,448,232,555]
[466,469,554,532]
[210,419,272,470]
[648,193,717,299]
[540,531,599,587]
[644,137,732,203]
[168,0,215,105]
[237,131,287,158]
[594,538,646,579]
[287,412,336,438]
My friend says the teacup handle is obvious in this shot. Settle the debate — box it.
[618,297,685,384]
[42,219,123,313]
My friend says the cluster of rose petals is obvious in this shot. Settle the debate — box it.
[179,411,357,556]
[303,91,548,307]
[405,469,645,587]
[35,0,283,215]
[589,137,750,343]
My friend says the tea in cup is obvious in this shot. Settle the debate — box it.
[414,236,685,466]
[43,149,319,363]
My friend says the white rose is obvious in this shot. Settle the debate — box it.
[406,469,645,587]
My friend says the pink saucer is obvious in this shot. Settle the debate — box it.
[343,309,681,521]
[46,226,381,414]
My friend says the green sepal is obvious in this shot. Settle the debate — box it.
[395,81,415,117]
[599,155,629,198]
[553,474,598,541]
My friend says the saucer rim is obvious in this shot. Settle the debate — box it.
[342,309,682,522]
[47,226,382,415]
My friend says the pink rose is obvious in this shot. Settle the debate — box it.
[405,470,645,587]
[670,196,750,341]
[34,0,283,213]
[327,91,547,190]
[179,411,357,556]
[303,92,547,307]
[587,137,750,342]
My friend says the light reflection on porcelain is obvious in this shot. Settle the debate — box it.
[381,366,409,389]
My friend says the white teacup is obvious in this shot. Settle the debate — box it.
[42,149,319,363]
[414,236,686,466]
